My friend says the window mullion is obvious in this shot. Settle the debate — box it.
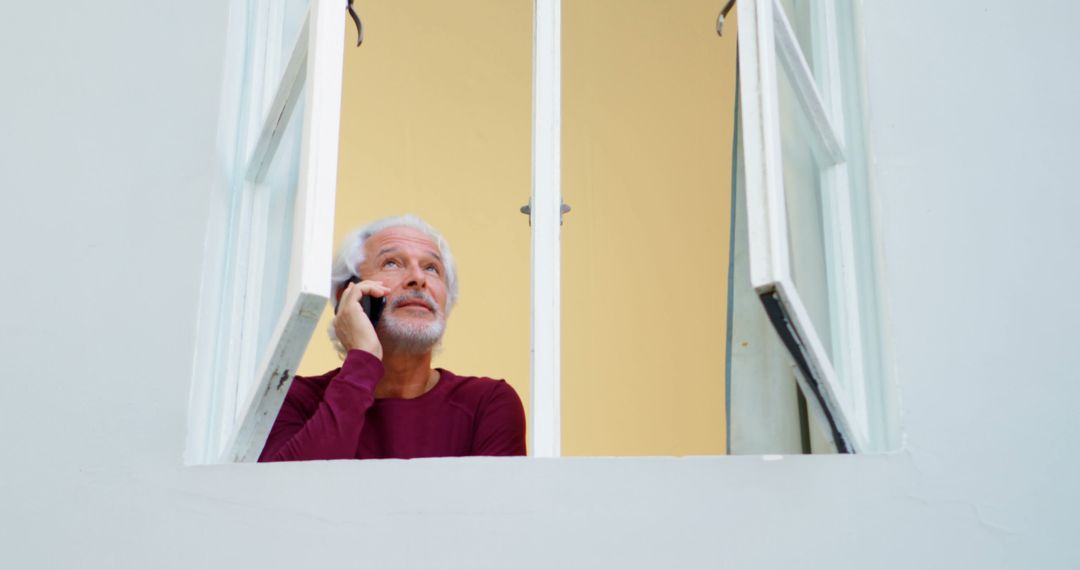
[530,0,561,458]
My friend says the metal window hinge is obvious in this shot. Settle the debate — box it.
[716,0,737,37]
[520,201,571,226]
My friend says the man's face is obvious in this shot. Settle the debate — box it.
[356,226,449,350]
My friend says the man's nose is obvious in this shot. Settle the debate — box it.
[404,263,427,289]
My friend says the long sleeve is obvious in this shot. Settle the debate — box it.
[469,380,527,456]
[258,350,383,462]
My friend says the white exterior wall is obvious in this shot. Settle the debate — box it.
[1,1,1077,568]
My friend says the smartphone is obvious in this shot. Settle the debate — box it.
[334,275,385,327]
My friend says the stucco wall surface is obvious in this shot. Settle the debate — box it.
[0,1,1077,569]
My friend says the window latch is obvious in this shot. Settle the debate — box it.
[347,0,364,47]
[520,201,571,227]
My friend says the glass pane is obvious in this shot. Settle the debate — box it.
[253,86,306,370]
[251,1,310,126]
[778,0,815,76]
[279,0,310,65]
[776,61,836,362]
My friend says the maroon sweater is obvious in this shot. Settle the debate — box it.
[259,350,526,461]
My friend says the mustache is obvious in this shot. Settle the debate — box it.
[388,291,438,313]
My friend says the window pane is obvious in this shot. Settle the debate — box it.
[776,60,836,362]
[279,1,310,65]
[253,87,306,371]
[777,0,815,76]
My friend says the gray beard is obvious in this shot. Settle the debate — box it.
[378,312,446,355]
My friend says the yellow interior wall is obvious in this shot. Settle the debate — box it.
[298,0,737,456]
[562,1,737,455]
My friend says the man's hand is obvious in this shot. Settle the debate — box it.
[334,280,390,360]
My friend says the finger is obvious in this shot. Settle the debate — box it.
[340,280,366,310]
[356,280,391,297]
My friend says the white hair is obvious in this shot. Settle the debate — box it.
[327,214,458,359]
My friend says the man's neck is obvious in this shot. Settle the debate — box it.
[374,348,437,399]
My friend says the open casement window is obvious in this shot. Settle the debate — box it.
[735,0,888,453]
[188,0,344,464]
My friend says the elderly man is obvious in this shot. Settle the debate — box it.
[259,215,526,461]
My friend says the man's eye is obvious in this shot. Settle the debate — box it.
[383,260,399,269]
[425,265,440,274]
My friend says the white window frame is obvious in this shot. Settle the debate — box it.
[187,0,862,462]
[530,0,562,458]
[736,0,888,453]
[187,0,344,464]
